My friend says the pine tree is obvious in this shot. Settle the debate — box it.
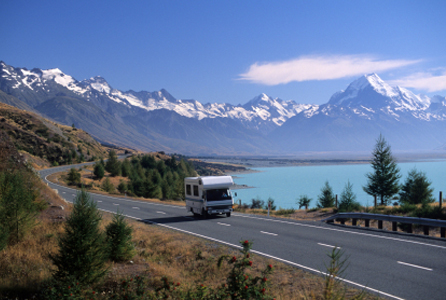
[105,211,135,262]
[0,171,38,244]
[339,181,361,212]
[317,181,335,208]
[94,162,105,180]
[363,134,401,206]
[67,167,81,185]
[399,169,435,205]
[105,150,121,176]
[50,190,108,285]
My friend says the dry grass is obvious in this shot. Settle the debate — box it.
[0,181,378,299]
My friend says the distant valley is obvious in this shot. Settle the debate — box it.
[1,61,446,155]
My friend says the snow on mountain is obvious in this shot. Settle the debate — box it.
[243,93,318,125]
[0,62,315,127]
[4,61,446,132]
[327,73,433,120]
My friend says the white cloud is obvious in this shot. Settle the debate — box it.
[238,54,421,85]
[389,72,446,92]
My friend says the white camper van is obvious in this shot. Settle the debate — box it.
[184,176,234,217]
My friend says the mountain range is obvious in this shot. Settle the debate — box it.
[1,61,446,155]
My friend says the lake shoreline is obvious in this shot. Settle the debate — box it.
[206,156,446,175]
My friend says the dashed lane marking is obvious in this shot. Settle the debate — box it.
[217,222,231,227]
[318,243,340,249]
[397,261,432,271]
[260,231,278,236]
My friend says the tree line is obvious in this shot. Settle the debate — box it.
[89,151,197,200]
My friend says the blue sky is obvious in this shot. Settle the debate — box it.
[1,0,445,105]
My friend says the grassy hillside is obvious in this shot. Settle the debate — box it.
[0,102,133,169]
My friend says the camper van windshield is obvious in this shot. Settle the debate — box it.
[206,189,232,201]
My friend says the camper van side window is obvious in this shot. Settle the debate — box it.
[186,184,191,196]
[193,185,199,196]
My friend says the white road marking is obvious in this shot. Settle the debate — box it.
[318,243,340,249]
[260,231,278,236]
[62,192,66,194]
[97,201,102,203]
[397,261,433,271]
[157,211,166,214]
[113,203,119,205]
[72,194,75,196]
[132,207,140,210]
[234,213,446,250]
[96,209,403,300]
[217,222,231,227]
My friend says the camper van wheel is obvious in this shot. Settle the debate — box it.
[202,209,208,219]
[226,212,231,217]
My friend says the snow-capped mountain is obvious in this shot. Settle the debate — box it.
[2,61,446,154]
[327,73,432,119]
[0,61,313,130]
[271,73,446,152]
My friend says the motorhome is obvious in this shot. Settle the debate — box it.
[184,176,234,217]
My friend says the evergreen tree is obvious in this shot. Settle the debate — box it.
[317,181,335,208]
[0,171,38,244]
[297,195,312,210]
[117,181,127,194]
[94,162,105,180]
[67,168,81,185]
[105,150,121,176]
[120,158,132,177]
[105,211,135,262]
[338,181,361,212]
[50,190,108,285]
[363,134,401,206]
[102,177,115,193]
[399,169,435,205]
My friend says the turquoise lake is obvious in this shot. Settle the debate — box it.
[231,160,446,209]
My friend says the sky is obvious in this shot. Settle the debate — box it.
[1,0,446,105]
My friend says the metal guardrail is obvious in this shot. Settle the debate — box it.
[322,212,446,238]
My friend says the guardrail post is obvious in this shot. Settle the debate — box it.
[392,222,397,232]
[340,219,345,225]
[335,194,338,208]
[441,227,445,238]
[440,191,443,208]
[423,226,429,236]
[407,224,412,234]
[378,220,383,229]
[365,219,370,227]
[352,218,357,226]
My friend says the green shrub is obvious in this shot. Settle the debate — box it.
[102,177,115,193]
[105,211,135,262]
[297,195,312,210]
[67,168,81,186]
[274,208,296,216]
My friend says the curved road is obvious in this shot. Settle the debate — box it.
[39,162,446,300]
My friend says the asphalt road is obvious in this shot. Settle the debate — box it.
[39,162,446,300]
